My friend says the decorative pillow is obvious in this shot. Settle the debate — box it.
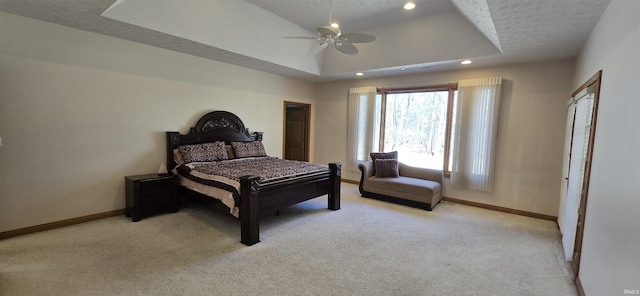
[225,145,236,159]
[178,141,228,163]
[374,159,399,178]
[231,141,267,158]
[370,151,398,175]
[173,148,185,165]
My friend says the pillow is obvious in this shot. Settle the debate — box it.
[231,141,267,158]
[374,159,399,178]
[225,145,236,159]
[173,148,185,165]
[370,151,398,175]
[178,141,228,163]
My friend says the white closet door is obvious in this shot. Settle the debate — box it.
[562,92,594,260]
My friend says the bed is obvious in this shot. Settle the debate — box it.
[166,110,341,245]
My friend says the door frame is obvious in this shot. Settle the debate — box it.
[569,70,602,276]
[282,101,311,161]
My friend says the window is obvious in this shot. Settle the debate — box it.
[349,78,501,190]
[378,85,457,175]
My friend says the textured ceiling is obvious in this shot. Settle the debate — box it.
[0,0,611,82]
[487,0,608,60]
[451,0,501,51]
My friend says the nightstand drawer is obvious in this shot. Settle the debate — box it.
[140,180,174,199]
[139,190,172,204]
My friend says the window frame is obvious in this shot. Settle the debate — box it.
[378,83,457,177]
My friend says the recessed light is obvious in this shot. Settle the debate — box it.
[461,59,472,65]
[356,72,364,76]
[404,2,416,10]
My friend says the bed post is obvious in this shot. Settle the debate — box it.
[240,175,261,246]
[328,163,341,210]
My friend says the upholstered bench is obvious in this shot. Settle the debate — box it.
[358,161,443,211]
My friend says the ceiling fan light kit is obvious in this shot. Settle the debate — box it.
[282,0,376,56]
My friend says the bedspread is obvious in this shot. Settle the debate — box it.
[175,157,329,208]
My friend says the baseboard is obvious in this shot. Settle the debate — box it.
[442,197,557,221]
[0,192,557,240]
[341,182,557,221]
[341,179,359,185]
[0,180,357,239]
[575,276,585,296]
[0,209,126,240]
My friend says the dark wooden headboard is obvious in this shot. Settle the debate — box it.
[166,111,264,170]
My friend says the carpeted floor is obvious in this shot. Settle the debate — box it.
[0,183,577,296]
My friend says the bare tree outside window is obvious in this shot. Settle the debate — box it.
[383,91,449,169]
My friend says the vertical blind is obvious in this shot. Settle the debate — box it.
[346,86,380,172]
[562,92,594,260]
[450,77,502,192]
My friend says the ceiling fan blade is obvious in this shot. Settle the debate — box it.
[308,42,329,55]
[316,26,340,37]
[282,36,321,40]
[339,33,376,43]
[334,42,359,55]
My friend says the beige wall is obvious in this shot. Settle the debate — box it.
[0,12,315,232]
[314,60,575,217]
[572,0,640,294]
[3,2,636,292]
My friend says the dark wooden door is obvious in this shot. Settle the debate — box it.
[284,102,310,161]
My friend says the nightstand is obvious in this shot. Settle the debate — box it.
[125,174,178,222]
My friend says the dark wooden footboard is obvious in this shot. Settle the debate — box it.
[240,163,341,246]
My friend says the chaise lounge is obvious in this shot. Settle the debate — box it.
[358,157,443,211]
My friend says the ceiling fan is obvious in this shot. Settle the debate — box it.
[283,0,376,55]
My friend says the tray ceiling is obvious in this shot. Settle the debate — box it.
[0,0,611,81]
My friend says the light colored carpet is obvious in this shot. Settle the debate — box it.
[0,183,577,296]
